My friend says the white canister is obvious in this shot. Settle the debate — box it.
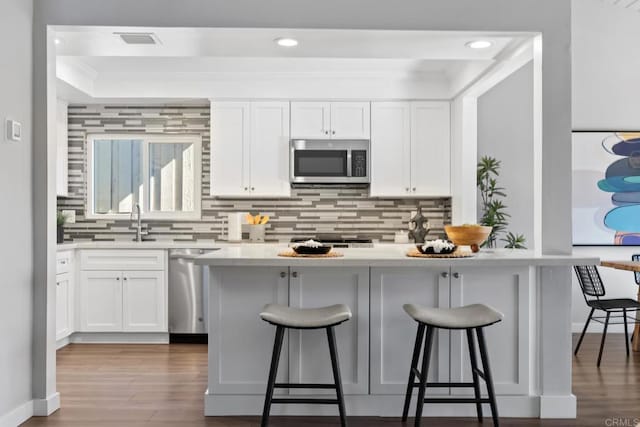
[249,224,266,243]
[394,230,409,244]
[227,212,244,242]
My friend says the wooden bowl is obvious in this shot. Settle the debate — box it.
[444,225,492,252]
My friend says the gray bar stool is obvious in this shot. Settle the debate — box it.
[259,303,352,427]
[401,303,504,427]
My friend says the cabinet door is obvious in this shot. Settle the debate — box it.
[370,102,411,197]
[370,267,450,395]
[288,267,369,395]
[290,102,331,139]
[122,270,166,332]
[410,102,451,196]
[210,102,251,197]
[209,267,289,394]
[250,102,291,197]
[80,271,123,332]
[56,272,72,340]
[449,266,532,395]
[330,102,371,139]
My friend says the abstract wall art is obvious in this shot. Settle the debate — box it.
[573,131,640,245]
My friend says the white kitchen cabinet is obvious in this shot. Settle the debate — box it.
[209,267,289,394]
[370,102,411,197]
[80,270,123,332]
[210,101,290,198]
[210,102,250,197]
[291,101,370,139]
[449,266,532,395]
[370,267,450,395]
[410,101,451,197]
[56,99,69,197]
[122,270,166,332]
[56,272,72,341]
[288,267,369,395]
[370,101,450,197]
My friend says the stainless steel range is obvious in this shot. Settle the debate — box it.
[290,235,374,248]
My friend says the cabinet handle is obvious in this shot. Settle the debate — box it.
[452,272,460,279]
[244,187,248,191]
[412,187,416,192]
[116,277,120,281]
[292,271,298,278]
[60,260,67,265]
[280,271,287,278]
[441,272,449,278]
[405,187,410,192]
[123,277,128,281]
[251,187,255,191]
[332,130,336,135]
[325,130,329,135]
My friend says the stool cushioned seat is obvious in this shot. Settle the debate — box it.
[260,303,352,328]
[403,303,503,329]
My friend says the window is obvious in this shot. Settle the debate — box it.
[87,134,201,219]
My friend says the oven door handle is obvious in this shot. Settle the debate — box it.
[346,150,352,177]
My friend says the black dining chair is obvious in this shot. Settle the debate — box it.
[630,254,640,342]
[573,265,640,366]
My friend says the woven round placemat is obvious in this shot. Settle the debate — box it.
[406,248,474,258]
[278,250,344,258]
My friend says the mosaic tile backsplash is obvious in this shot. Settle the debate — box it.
[57,104,451,243]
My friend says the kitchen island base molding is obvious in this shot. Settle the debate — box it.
[539,395,577,419]
[204,393,546,417]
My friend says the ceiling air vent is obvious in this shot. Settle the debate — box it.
[115,32,161,45]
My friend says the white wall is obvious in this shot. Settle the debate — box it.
[570,0,640,332]
[477,61,534,245]
[0,0,34,425]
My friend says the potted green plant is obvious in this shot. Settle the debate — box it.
[56,211,67,244]
[477,156,526,249]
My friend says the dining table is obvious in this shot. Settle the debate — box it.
[600,260,640,351]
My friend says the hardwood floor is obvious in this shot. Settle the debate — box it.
[23,333,640,427]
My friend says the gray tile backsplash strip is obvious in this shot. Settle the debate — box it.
[57,104,451,243]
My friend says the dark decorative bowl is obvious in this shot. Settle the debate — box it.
[293,245,332,255]
[416,244,457,255]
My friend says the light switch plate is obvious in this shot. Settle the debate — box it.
[61,210,76,224]
[5,119,22,142]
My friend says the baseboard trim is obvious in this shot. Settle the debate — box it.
[0,400,34,427]
[69,332,169,344]
[56,336,71,350]
[539,394,576,418]
[33,392,60,416]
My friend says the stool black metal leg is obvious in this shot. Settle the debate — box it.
[414,326,434,427]
[574,307,594,356]
[327,327,348,427]
[476,328,499,427]
[466,329,483,423]
[402,323,426,422]
[597,312,611,367]
[623,308,630,357]
[261,325,285,427]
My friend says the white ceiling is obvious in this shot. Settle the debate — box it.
[53,26,533,102]
[600,0,640,12]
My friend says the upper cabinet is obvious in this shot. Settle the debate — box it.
[210,101,290,198]
[291,101,370,139]
[370,101,450,197]
[56,99,69,197]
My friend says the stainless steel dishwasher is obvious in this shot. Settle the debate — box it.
[168,248,219,343]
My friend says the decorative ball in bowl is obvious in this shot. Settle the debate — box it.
[292,240,332,255]
[417,239,457,255]
[444,225,492,253]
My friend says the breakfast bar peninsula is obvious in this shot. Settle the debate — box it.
[195,245,597,419]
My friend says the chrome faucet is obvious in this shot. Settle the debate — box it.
[130,203,145,242]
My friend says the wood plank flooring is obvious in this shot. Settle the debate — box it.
[22,333,640,426]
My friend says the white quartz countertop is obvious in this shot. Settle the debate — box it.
[57,240,221,250]
[193,244,599,267]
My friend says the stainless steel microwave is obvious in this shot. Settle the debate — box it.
[290,139,370,184]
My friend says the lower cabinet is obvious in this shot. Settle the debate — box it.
[370,267,450,395]
[288,267,369,395]
[55,272,73,340]
[79,270,166,333]
[208,266,370,396]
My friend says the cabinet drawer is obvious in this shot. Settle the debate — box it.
[80,250,166,271]
[56,251,73,275]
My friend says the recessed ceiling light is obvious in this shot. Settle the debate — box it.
[466,40,493,49]
[115,32,161,45]
[54,38,62,45]
[275,37,298,47]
